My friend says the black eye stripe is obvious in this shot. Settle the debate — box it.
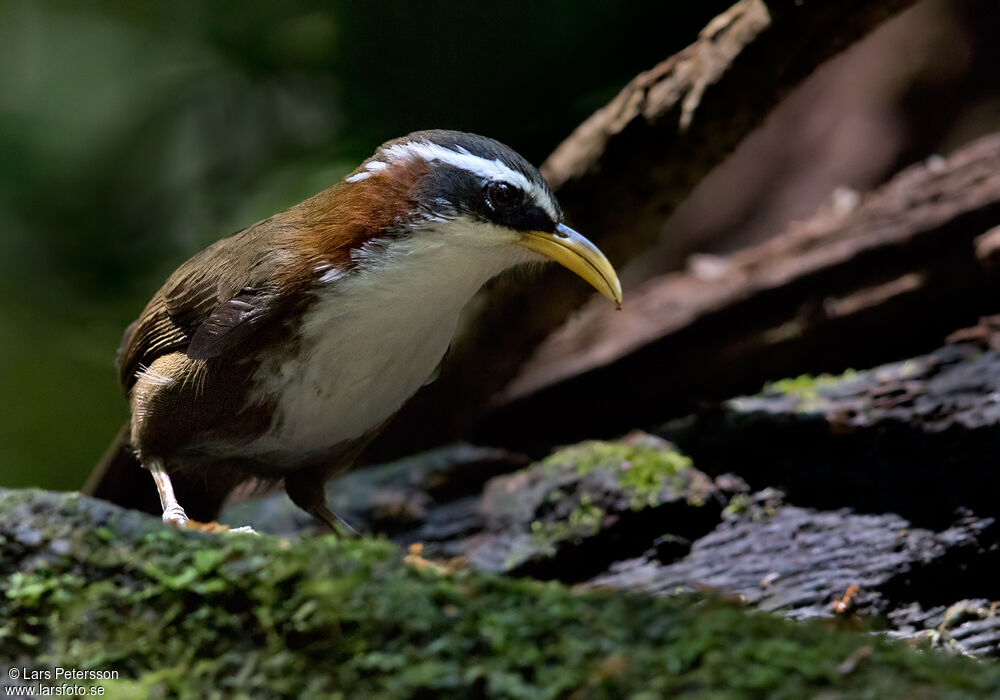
[413,163,556,232]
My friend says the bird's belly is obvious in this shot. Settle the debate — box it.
[243,297,457,465]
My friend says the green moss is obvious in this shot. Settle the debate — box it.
[523,441,700,552]
[722,493,752,518]
[4,489,1000,699]
[766,370,858,400]
[530,499,605,551]
[721,492,782,521]
[898,359,921,378]
[540,440,694,509]
[762,370,859,411]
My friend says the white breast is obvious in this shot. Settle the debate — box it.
[245,230,525,464]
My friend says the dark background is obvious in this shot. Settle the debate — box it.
[2,0,998,489]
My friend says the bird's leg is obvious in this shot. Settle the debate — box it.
[312,503,359,538]
[285,469,358,537]
[148,459,188,526]
[147,459,256,534]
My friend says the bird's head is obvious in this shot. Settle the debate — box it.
[292,130,621,307]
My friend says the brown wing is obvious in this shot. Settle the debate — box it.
[116,295,188,391]
[116,226,302,392]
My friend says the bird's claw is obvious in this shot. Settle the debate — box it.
[162,504,188,527]
[179,519,258,535]
[161,507,257,535]
[227,525,259,535]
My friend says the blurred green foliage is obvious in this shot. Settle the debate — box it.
[0,1,730,489]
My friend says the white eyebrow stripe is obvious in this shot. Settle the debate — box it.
[371,140,559,220]
[345,159,389,183]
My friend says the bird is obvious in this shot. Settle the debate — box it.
[83,129,622,534]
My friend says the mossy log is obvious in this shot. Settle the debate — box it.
[224,436,724,582]
[4,488,1000,699]
[463,434,720,581]
[665,328,1000,530]
[221,434,1000,658]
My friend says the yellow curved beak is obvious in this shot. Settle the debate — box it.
[518,223,623,309]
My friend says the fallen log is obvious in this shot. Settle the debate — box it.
[13,488,1000,696]
[223,435,724,581]
[663,322,1000,530]
[480,132,1000,453]
[593,502,1000,657]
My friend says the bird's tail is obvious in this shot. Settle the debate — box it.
[83,422,162,516]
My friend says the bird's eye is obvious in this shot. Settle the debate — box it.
[485,181,523,212]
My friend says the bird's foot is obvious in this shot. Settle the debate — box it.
[181,520,259,535]
[403,543,448,573]
[161,508,257,535]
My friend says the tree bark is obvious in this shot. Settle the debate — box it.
[369,0,921,462]
[481,132,1000,451]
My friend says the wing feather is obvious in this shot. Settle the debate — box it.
[116,226,308,391]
